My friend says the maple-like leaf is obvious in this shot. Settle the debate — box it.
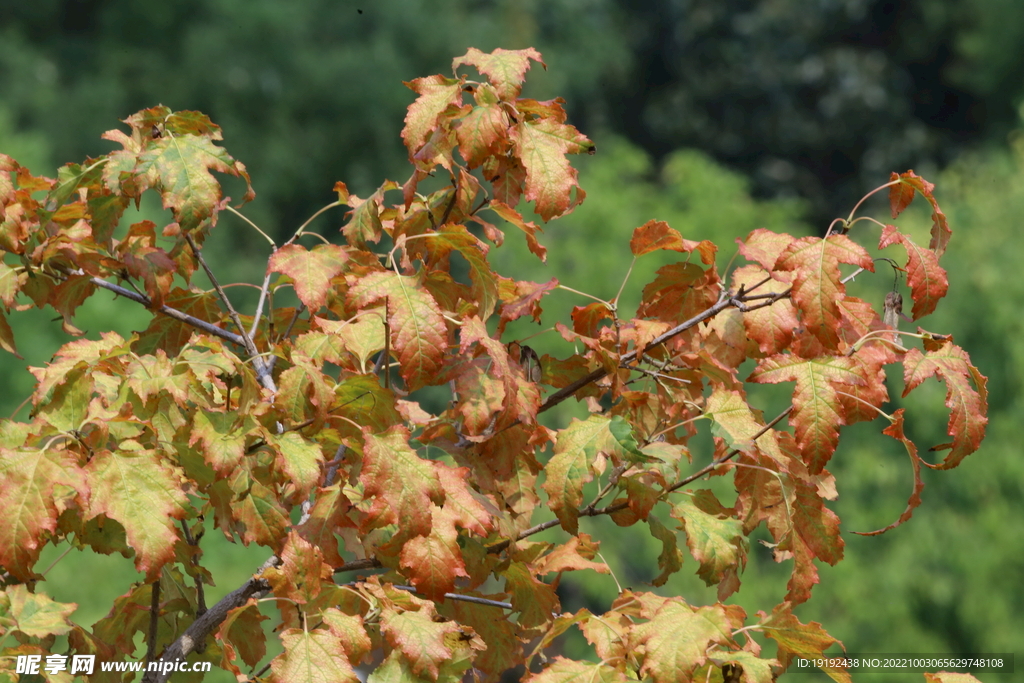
[889,170,951,256]
[349,270,447,391]
[86,446,188,579]
[423,224,499,319]
[647,515,684,586]
[360,426,444,539]
[189,409,252,475]
[902,343,988,467]
[502,561,560,630]
[490,201,547,261]
[216,601,268,677]
[630,219,717,263]
[4,582,78,638]
[402,75,464,157]
[775,235,874,349]
[133,133,250,231]
[524,657,630,683]
[737,228,796,271]
[672,495,747,597]
[381,604,461,679]
[761,603,849,683]
[638,600,737,683]
[535,534,610,575]
[267,244,349,312]
[271,627,359,683]
[732,264,797,356]
[750,354,867,473]
[268,431,323,501]
[543,415,623,534]
[454,103,509,168]
[453,47,545,100]
[399,505,469,601]
[0,447,88,579]
[511,118,593,222]
[878,224,948,319]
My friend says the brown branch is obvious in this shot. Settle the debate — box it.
[141,556,281,683]
[146,579,160,665]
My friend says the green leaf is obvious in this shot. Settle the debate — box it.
[5,584,77,638]
[542,415,622,534]
[271,627,359,683]
[672,495,747,595]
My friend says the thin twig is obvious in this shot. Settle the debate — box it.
[147,579,161,665]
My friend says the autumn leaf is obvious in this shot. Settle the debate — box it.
[454,103,509,168]
[889,170,951,255]
[360,426,444,539]
[349,270,448,391]
[543,415,623,534]
[511,117,593,222]
[902,343,988,467]
[134,133,251,231]
[672,495,748,597]
[630,219,717,263]
[271,627,359,683]
[750,353,867,473]
[524,657,630,683]
[878,224,948,319]
[761,603,849,683]
[267,244,349,312]
[380,604,461,679]
[402,75,464,157]
[775,235,874,349]
[637,600,737,683]
[86,446,188,579]
[4,584,77,637]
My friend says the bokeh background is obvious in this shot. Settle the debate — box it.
[2,1,1022,681]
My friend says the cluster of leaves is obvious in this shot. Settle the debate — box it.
[0,48,988,683]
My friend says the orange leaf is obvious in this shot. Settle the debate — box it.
[853,409,925,535]
[453,47,545,100]
[888,170,951,255]
[360,426,444,539]
[776,235,874,350]
[902,343,988,467]
[511,117,593,222]
[878,224,948,319]
[401,75,464,157]
[267,243,348,312]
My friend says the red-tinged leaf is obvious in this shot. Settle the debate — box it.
[706,651,780,683]
[902,343,988,467]
[271,627,359,683]
[776,235,874,349]
[761,603,848,682]
[399,506,468,601]
[535,534,610,575]
[453,47,545,101]
[543,415,623,534]
[511,118,593,222]
[524,657,630,683]
[269,431,323,501]
[442,600,522,677]
[435,463,494,536]
[638,600,736,683]
[402,75,464,156]
[0,309,19,357]
[737,228,797,270]
[230,478,290,547]
[672,495,747,596]
[294,485,353,567]
[188,409,253,475]
[924,674,986,683]
[0,261,24,307]
[853,409,925,535]
[267,243,348,312]
[276,532,333,603]
[4,584,77,637]
[361,426,444,538]
[454,103,509,168]
[217,600,268,676]
[135,134,249,231]
[750,354,867,473]
[126,350,190,404]
[349,271,447,391]
[647,515,685,586]
[497,276,558,334]
[321,607,372,667]
[732,264,798,356]
[134,287,225,356]
[630,219,717,263]
[638,261,718,325]
[502,561,560,630]
[878,224,948,319]
[490,201,547,261]
[86,447,188,579]
[705,388,764,454]
[889,170,951,255]
[423,224,499,318]
[380,604,459,679]
[0,447,81,578]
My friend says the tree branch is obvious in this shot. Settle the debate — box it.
[141,556,281,683]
